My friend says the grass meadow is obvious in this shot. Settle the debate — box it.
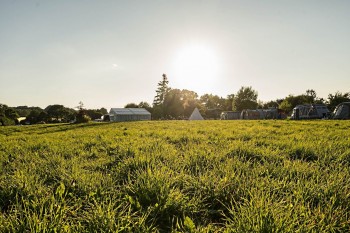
[0,120,350,232]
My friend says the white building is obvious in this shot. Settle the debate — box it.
[109,108,151,122]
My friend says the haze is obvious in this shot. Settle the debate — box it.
[1,0,349,109]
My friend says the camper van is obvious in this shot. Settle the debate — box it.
[333,102,350,119]
[220,111,241,120]
[291,104,330,120]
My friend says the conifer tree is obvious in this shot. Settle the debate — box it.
[153,74,170,119]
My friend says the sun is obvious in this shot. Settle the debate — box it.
[171,44,221,92]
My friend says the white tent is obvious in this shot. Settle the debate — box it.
[189,108,204,120]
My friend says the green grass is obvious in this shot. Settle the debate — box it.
[1,120,350,232]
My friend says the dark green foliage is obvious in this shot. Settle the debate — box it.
[327,91,350,112]
[232,86,259,111]
[0,104,18,125]
[75,102,91,123]
[45,104,75,123]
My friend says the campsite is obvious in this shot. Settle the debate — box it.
[1,120,349,232]
[1,1,350,232]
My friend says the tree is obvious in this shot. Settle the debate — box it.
[200,94,225,110]
[124,103,139,108]
[26,109,49,124]
[45,105,66,122]
[75,101,90,123]
[138,101,153,114]
[224,94,235,111]
[262,98,284,109]
[163,88,183,119]
[278,95,308,114]
[181,90,199,118]
[153,74,170,119]
[100,108,108,115]
[327,91,350,112]
[85,109,103,120]
[278,100,293,114]
[199,94,226,119]
[4,108,19,121]
[0,104,18,126]
[278,90,324,114]
[232,86,258,111]
[153,74,169,106]
[45,104,76,123]
[305,89,324,104]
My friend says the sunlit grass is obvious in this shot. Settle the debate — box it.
[1,120,350,232]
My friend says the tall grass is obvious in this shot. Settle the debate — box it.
[1,120,350,232]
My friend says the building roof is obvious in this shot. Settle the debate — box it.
[109,108,151,115]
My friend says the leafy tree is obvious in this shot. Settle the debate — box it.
[85,109,104,120]
[278,95,308,114]
[38,111,49,123]
[262,100,280,109]
[224,94,235,111]
[232,86,258,111]
[5,108,19,121]
[45,104,75,123]
[278,90,324,114]
[26,110,49,124]
[124,103,139,108]
[200,94,225,110]
[164,89,184,119]
[100,108,108,115]
[181,90,199,117]
[13,106,43,117]
[138,101,153,114]
[327,91,350,111]
[0,104,20,125]
[0,104,17,126]
[278,100,293,113]
[305,89,325,104]
[26,109,40,124]
[199,94,226,119]
[45,105,66,122]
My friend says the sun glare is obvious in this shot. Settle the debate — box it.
[171,44,220,92]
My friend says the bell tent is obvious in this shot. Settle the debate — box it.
[333,102,350,119]
[189,108,204,120]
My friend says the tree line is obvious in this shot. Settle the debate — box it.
[125,74,350,120]
[0,103,107,126]
[1,74,349,125]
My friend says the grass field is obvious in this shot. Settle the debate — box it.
[0,120,350,232]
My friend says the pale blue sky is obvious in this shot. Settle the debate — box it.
[1,0,349,109]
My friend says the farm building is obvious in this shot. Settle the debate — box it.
[333,102,350,119]
[109,108,151,122]
[290,104,330,120]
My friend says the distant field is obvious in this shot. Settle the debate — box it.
[1,120,350,232]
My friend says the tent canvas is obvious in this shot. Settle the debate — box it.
[189,108,204,120]
[333,102,350,119]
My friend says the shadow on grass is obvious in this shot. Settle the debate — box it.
[36,122,112,134]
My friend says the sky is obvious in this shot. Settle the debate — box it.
[1,0,349,110]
